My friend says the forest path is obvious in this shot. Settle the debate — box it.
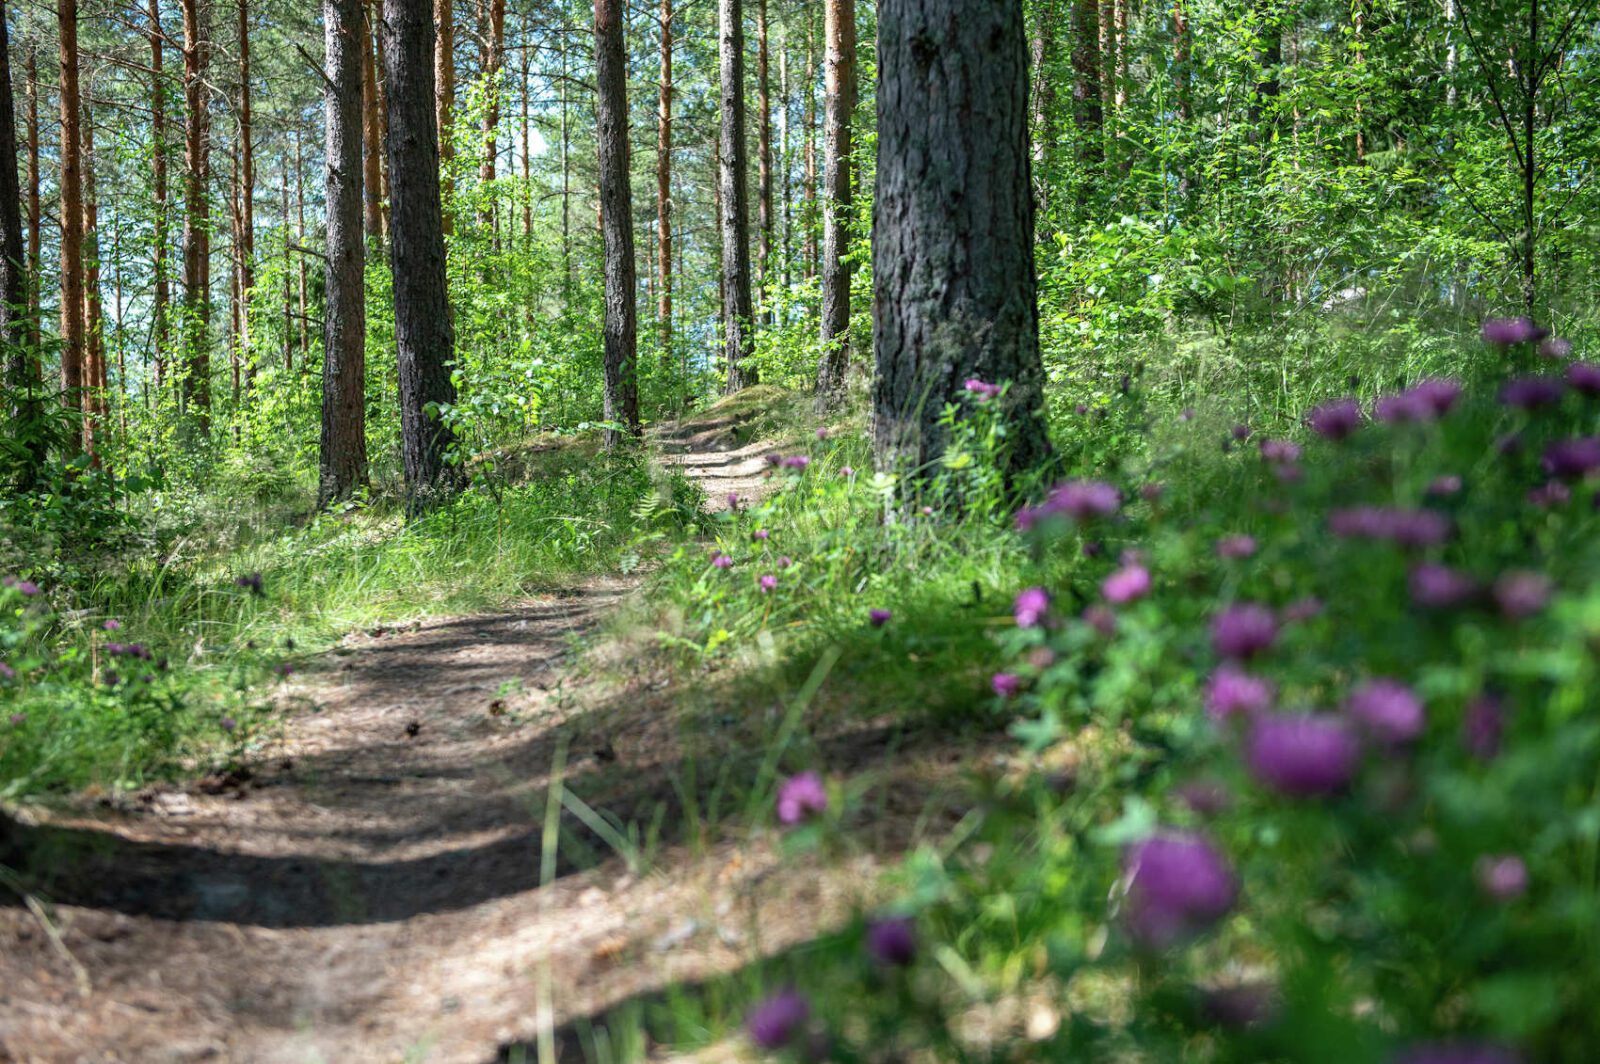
[0,405,885,1064]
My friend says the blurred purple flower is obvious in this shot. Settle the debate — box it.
[754,528,771,541]
[1205,666,1275,724]
[1273,463,1304,484]
[220,716,237,732]
[865,917,917,966]
[1247,714,1361,797]
[782,455,811,471]
[103,619,122,631]
[1014,587,1052,628]
[1396,1042,1522,1064]
[1567,361,1600,397]
[776,771,828,825]
[1308,398,1363,440]
[869,608,892,627]
[777,555,793,569]
[1482,316,1543,346]
[1216,534,1257,560]
[1542,437,1600,480]
[1539,336,1573,359]
[2,577,41,596]
[1140,482,1165,502]
[727,492,741,509]
[1102,565,1151,605]
[1175,779,1233,817]
[1493,570,1551,619]
[1475,855,1529,902]
[1345,678,1426,744]
[1412,377,1464,416]
[1232,424,1253,441]
[1528,482,1571,508]
[991,672,1022,698]
[1499,376,1565,410]
[712,552,734,570]
[1258,438,1301,463]
[1282,597,1324,623]
[0,663,15,681]
[234,572,265,595]
[838,466,854,477]
[7,712,23,725]
[1210,604,1278,660]
[1328,506,1451,547]
[1076,403,1090,415]
[964,378,1002,400]
[759,574,778,593]
[1017,480,1121,531]
[1083,605,1118,638]
[1200,982,1278,1029]
[1180,407,1197,422]
[1121,832,1237,949]
[1427,475,1463,498]
[1410,563,1477,608]
[1462,697,1504,761]
[764,453,783,467]
[815,427,830,440]
[746,989,810,1050]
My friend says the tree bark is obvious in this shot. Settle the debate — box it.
[519,42,532,243]
[384,0,459,505]
[238,0,255,382]
[0,2,41,486]
[372,0,392,234]
[58,0,86,443]
[321,0,369,505]
[802,10,817,282]
[814,0,855,409]
[148,0,170,385]
[872,0,1052,486]
[657,0,673,364]
[280,163,292,371]
[478,0,505,232]
[83,98,103,434]
[294,129,309,362]
[180,0,212,433]
[595,0,640,447]
[1071,0,1102,170]
[25,44,40,361]
[718,0,756,392]
[756,0,772,315]
[362,0,384,241]
[435,0,454,234]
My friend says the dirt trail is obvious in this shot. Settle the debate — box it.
[0,408,905,1064]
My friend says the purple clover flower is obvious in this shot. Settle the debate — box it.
[753,528,771,541]
[1539,336,1573,359]
[869,608,892,627]
[964,378,1002,400]
[220,716,237,732]
[1014,587,1051,628]
[1210,604,1278,660]
[1374,380,1462,423]
[1121,832,1237,950]
[1174,779,1233,817]
[1246,714,1361,797]
[781,454,811,471]
[1,576,40,596]
[775,771,828,825]
[1462,697,1504,761]
[864,917,917,966]
[838,466,854,478]
[1482,316,1544,347]
[726,492,741,509]
[1345,678,1426,744]
[1205,666,1275,724]
[1409,563,1477,608]
[1082,605,1118,638]
[777,555,793,569]
[103,619,122,631]
[1258,438,1301,463]
[1528,482,1572,508]
[1542,437,1600,480]
[1282,597,1324,623]
[1493,570,1551,619]
[1475,855,1529,902]
[759,574,778,593]
[1140,482,1165,502]
[1016,480,1121,531]
[7,712,24,725]
[746,989,810,1050]
[1307,398,1363,440]
[1101,564,1151,605]
[1328,506,1451,547]
[991,672,1022,698]
[0,663,15,682]
[1427,475,1463,497]
[711,552,734,570]
[234,572,265,595]
[1499,376,1566,410]
[1567,361,1600,397]
[1216,534,1257,560]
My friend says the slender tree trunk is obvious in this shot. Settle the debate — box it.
[384,0,459,504]
[25,45,41,369]
[478,0,505,233]
[0,2,41,487]
[815,0,855,408]
[1031,7,1055,166]
[873,0,1052,486]
[281,164,292,371]
[559,21,571,286]
[373,0,392,234]
[1173,0,1192,195]
[756,0,772,318]
[362,0,383,241]
[320,0,369,505]
[1071,0,1102,170]
[1521,0,1537,315]
[719,0,756,392]
[595,0,640,446]
[58,0,86,438]
[657,0,674,365]
[181,0,212,433]
[802,10,817,282]
[148,0,170,385]
[779,21,790,299]
[295,129,309,362]
[238,0,255,384]
[83,99,103,435]
[435,0,454,233]
[520,43,532,242]
[1444,0,1457,109]
[229,133,241,402]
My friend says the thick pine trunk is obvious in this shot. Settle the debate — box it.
[321,0,369,505]
[718,0,756,392]
[180,0,212,434]
[384,0,459,506]
[280,165,292,371]
[477,0,505,233]
[238,0,254,379]
[756,0,772,315]
[1071,0,1102,170]
[294,130,309,361]
[0,1,41,487]
[148,0,170,384]
[595,0,640,447]
[435,0,454,233]
[801,11,817,283]
[872,0,1052,486]
[58,0,86,438]
[815,0,855,409]
[657,0,673,364]
[83,100,103,439]
[25,45,40,361]
[362,0,384,241]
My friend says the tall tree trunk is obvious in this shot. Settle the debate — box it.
[873,0,1052,486]
[779,20,791,299]
[280,163,292,371]
[148,0,170,385]
[435,0,454,234]
[229,133,241,402]
[238,0,255,384]
[384,0,459,505]
[657,0,673,365]
[58,0,86,440]
[1071,0,1102,170]
[294,129,309,362]
[814,0,855,409]
[559,20,571,287]
[718,0,756,392]
[0,2,41,487]
[1173,0,1192,195]
[24,44,41,376]
[181,0,212,434]
[373,0,392,234]
[595,0,640,447]
[320,0,369,505]
[802,10,817,282]
[520,42,532,242]
[478,0,505,233]
[756,0,772,317]
[362,0,384,241]
[83,98,103,435]
[1030,6,1055,167]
